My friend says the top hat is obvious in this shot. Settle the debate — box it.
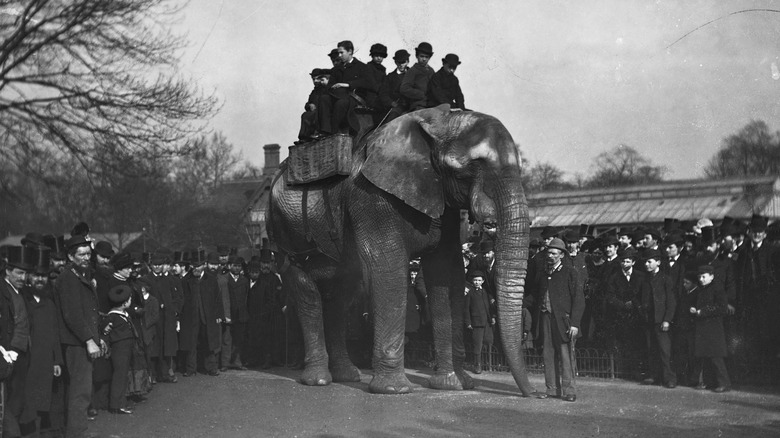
[43,235,66,260]
[207,252,220,264]
[547,238,566,252]
[479,240,495,253]
[216,245,229,256]
[414,42,433,56]
[150,253,166,265]
[393,49,410,62]
[259,248,273,263]
[190,249,206,266]
[228,255,245,265]
[700,226,717,245]
[70,221,90,237]
[31,247,51,275]
[749,214,769,232]
[94,241,115,258]
[663,218,680,233]
[442,53,461,66]
[369,43,388,57]
[21,232,46,248]
[5,246,33,271]
[578,224,590,238]
[662,231,685,247]
[172,251,186,264]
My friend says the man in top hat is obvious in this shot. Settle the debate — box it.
[21,232,47,249]
[144,253,181,383]
[635,248,677,388]
[427,53,465,110]
[464,268,494,373]
[400,42,435,111]
[22,246,64,437]
[245,249,283,369]
[179,251,224,377]
[1,246,33,436]
[379,49,411,122]
[43,235,67,275]
[327,40,377,134]
[524,238,584,401]
[223,256,250,370]
[734,214,779,358]
[53,235,105,438]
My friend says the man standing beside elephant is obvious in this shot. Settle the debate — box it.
[525,238,584,402]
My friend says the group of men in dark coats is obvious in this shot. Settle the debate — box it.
[297,39,466,143]
[0,224,295,437]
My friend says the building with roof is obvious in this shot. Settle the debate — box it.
[528,176,780,233]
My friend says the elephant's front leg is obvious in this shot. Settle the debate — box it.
[282,265,331,386]
[322,278,360,382]
[367,259,414,394]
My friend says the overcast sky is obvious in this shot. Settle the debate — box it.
[176,0,780,180]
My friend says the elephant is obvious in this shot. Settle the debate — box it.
[267,104,535,396]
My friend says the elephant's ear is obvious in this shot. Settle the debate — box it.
[360,105,451,218]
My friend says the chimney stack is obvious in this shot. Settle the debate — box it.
[263,143,280,176]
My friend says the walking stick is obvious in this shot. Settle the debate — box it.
[284,310,289,367]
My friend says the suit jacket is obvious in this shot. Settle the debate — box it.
[23,289,62,413]
[661,256,686,321]
[735,240,777,304]
[54,265,99,347]
[635,270,676,325]
[329,58,376,99]
[400,63,435,110]
[524,262,585,342]
[216,273,231,322]
[605,268,643,323]
[379,69,406,110]
[143,273,180,356]
[694,281,727,357]
[426,68,464,109]
[179,271,224,352]
[0,280,30,353]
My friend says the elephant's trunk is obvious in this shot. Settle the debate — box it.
[493,168,534,396]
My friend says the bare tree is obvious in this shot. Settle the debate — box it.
[523,161,574,192]
[705,120,780,179]
[0,0,216,178]
[586,144,665,187]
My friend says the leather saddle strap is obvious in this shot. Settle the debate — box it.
[321,187,340,256]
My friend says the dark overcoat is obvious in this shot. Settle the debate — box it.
[54,266,99,347]
[22,289,62,417]
[227,274,250,323]
[247,273,282,339]
[635,270,677,325]
[0,279,30,354]
[426,68,465,109]
[179,271,223,352]
[464,284,492,327]
[399,62,434,110]
[524,262,585,343]
[144,273,180,356]
[694,282,728,358]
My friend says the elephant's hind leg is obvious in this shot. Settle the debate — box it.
[283,264,331,386]
[322,278,360,382]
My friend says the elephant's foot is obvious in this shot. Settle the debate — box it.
[455,369,475,390]
[369,372,413,394]
[428,371,463,390]
[300,364,332,386]
[330,363,361,382]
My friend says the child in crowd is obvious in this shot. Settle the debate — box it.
[102,285,137,414]
[689,265,731,393]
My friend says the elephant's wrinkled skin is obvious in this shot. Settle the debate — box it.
[268,105,535,395]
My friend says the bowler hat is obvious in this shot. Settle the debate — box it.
[150,253,166,265]
[370,43,388,57]
[393,49,410,62]
[601,235,619,247]
[108,284,132,305]
[547,238,566,252]
[65,235,90,251]
[229,256,245,265]
[247,259,262,271]
[172,251,186,264]
[70,221,90,237]
[5,246,33,271]
[644,227,661,241]
[662,231,684,247]
[562,229,579,244]
[111,252,134,271]
[442,53,461,66]
[94,241,115,258]
[540,226,558,239]
[207,252,220,264]
[617,246,638,260]
[663,218,680,233]
[479,240,495,253]
[749,214,769,232]
[617,228,632,238]
[414,42,433,56]
[328,48,339,59]
[216,245,229,256]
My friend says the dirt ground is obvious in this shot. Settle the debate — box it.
[87,366,780,438]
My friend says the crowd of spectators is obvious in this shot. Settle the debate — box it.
[0,224,298,438]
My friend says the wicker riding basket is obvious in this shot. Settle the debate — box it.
[287,134,353,185]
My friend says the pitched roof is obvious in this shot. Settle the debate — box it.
[529,176,780,227]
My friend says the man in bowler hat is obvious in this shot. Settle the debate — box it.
[379,49,411,122]
[400,42,435,111]
[427,53,465,110]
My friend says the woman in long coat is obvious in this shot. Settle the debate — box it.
[690,265,731,392]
